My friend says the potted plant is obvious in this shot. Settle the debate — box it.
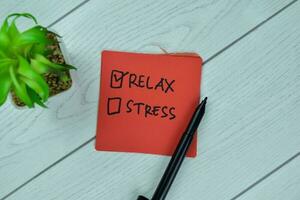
[0,13,76,108]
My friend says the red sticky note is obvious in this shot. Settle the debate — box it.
[95,51,202,157]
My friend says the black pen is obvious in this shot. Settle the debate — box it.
[137,97,207,200]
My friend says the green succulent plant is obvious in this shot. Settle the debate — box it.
[0,13,76,108]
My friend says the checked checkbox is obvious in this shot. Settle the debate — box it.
[110,70,129,88]
[107,97,122,115]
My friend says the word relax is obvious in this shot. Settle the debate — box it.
[110,70,175,93]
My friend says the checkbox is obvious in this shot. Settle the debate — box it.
[107,97,122,115]
[110,70,128,89]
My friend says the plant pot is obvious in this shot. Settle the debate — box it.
[11,29,74,108]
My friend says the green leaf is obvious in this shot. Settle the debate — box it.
[20,76,49,102]
[9,66,33,108]
[34,54,68,71]
[16,26,50,46]
[0,50,7,58]
[0,59,15,76]
[60,73,70,82]
[19,13,38,24]
[0,31,10,49]
[31,43,47,55]
[7,19,20,42]
[31,58,52,74]
[63,63,77,70]
[17,56,49,101]
[0,17,9,32]
[6,13,38,24]
[23,44,33,58]
[1,12,37,34]
[3,13,40,46]
[27,86,47,108]
[0,58,16,68]
[5,13,38,31]
[0,71,12,106]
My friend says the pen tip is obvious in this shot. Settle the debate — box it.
[203,97,208,103]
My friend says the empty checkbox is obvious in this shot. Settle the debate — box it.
[107,97,122,115]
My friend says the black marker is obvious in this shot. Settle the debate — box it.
[137,97,207,200]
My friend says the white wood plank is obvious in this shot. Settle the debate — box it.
[0,0,85,28]
[0,0,295,198]
[0,0,86,197]
[3,1,300,200]
[239,155,300,200]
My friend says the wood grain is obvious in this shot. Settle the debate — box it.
[0,0,85,28]
[0,0,86,197]
[3,0,300,199]
[238,154,300,200]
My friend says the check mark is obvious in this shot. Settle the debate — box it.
[113,73,123,82]
[110,70,129,89]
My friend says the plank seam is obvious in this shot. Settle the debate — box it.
[47,0,91,28]
[0,137,95,200]
[1,0,298,199]
[230,152,300,200]
[203,0,298,65]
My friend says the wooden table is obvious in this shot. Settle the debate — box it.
[0,1,299,199]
